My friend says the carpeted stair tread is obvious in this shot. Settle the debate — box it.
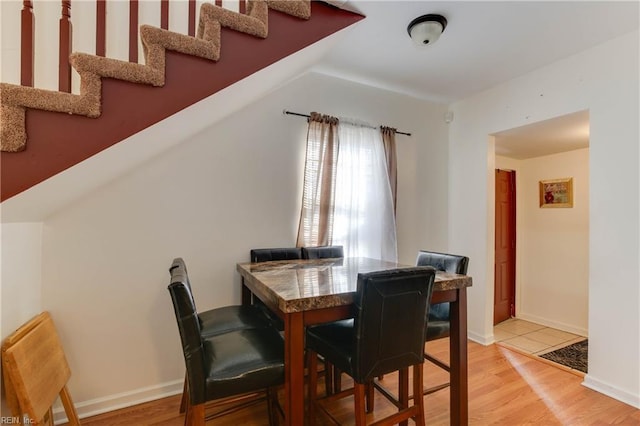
[267,0,310,19]
[0,0,309,152]
[200,2,268,38]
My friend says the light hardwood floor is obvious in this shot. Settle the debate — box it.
[64,339,639,425]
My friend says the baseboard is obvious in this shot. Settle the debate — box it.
[53,378,183,424]
[582,375,640,409]
[516,313,588,337]
[468,329,494,345]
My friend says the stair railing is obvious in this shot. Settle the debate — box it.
[7,0,245,94]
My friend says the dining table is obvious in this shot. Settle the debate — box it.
[236,256,473,425]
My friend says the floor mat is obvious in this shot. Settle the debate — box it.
[539,340,588,373]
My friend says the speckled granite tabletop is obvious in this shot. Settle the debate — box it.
[237,257,472,313]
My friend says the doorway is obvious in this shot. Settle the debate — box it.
[491,109,590,339]
[494,169,515,325]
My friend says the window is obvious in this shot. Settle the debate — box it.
[298,115,397,261]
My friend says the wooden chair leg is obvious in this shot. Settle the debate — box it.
[179,375,188,413]
[398,367,409,426]
[334,367,342,393]
[60,385,80,425]
[307,350,318,424]
[45,407,54,426]
[354,382,367,426]
[365,382,375,413]
[183,397,190,426]
[185,402,205,426]
[413,364,425,426]
[267,387,279,426]
[325,360,334,396]
[1,372,20,419]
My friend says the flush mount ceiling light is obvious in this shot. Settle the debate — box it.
[407,14,447,46]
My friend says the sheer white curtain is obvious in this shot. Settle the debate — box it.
[331,121,398,261]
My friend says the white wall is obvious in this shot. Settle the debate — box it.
[0,222,43,415]
[0,223,43,337]
[22,72,448,417]
[450,31,639,407]
[497,149,589,336]
[0,1,21,84]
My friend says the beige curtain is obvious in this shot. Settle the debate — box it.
[296,113,339,247]
[381,126,398,214]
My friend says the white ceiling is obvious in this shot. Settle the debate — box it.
[493,109,589,159]
[313,1,638,158]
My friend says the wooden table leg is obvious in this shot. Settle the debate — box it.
[241,277,252,305]
[450,288,468,425]
[284,311,305,426]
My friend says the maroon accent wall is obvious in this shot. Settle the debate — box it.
[1,3,363,202]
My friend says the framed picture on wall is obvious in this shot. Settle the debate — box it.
[539,177,573,208]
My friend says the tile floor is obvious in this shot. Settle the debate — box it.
[493,318,586,356]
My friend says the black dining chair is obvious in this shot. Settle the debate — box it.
[170,258,273,336]
[250,247,303,262]
[305,267,436,426]
[300,245,345,393]
[168,262,285,426]
[302,245,344,259]
[169,258,275,413]
[416,250,469,395]
[249,247,303,330]
[250,247,340,396]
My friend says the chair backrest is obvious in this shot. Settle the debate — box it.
[169,257,198,311]
[250,247,303,263]
[415,250,469,274]
[352,267,436,382]
[301,245,344,259]
[1,311,80,425]
[168,260,207,405]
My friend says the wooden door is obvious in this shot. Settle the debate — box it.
[494,169,516,325]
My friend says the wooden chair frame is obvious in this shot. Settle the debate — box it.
[1,312,80,426]
[307,350,425,426]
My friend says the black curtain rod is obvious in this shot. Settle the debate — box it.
[283,110,412,136]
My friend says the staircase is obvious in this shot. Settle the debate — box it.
[0,0,362,202]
